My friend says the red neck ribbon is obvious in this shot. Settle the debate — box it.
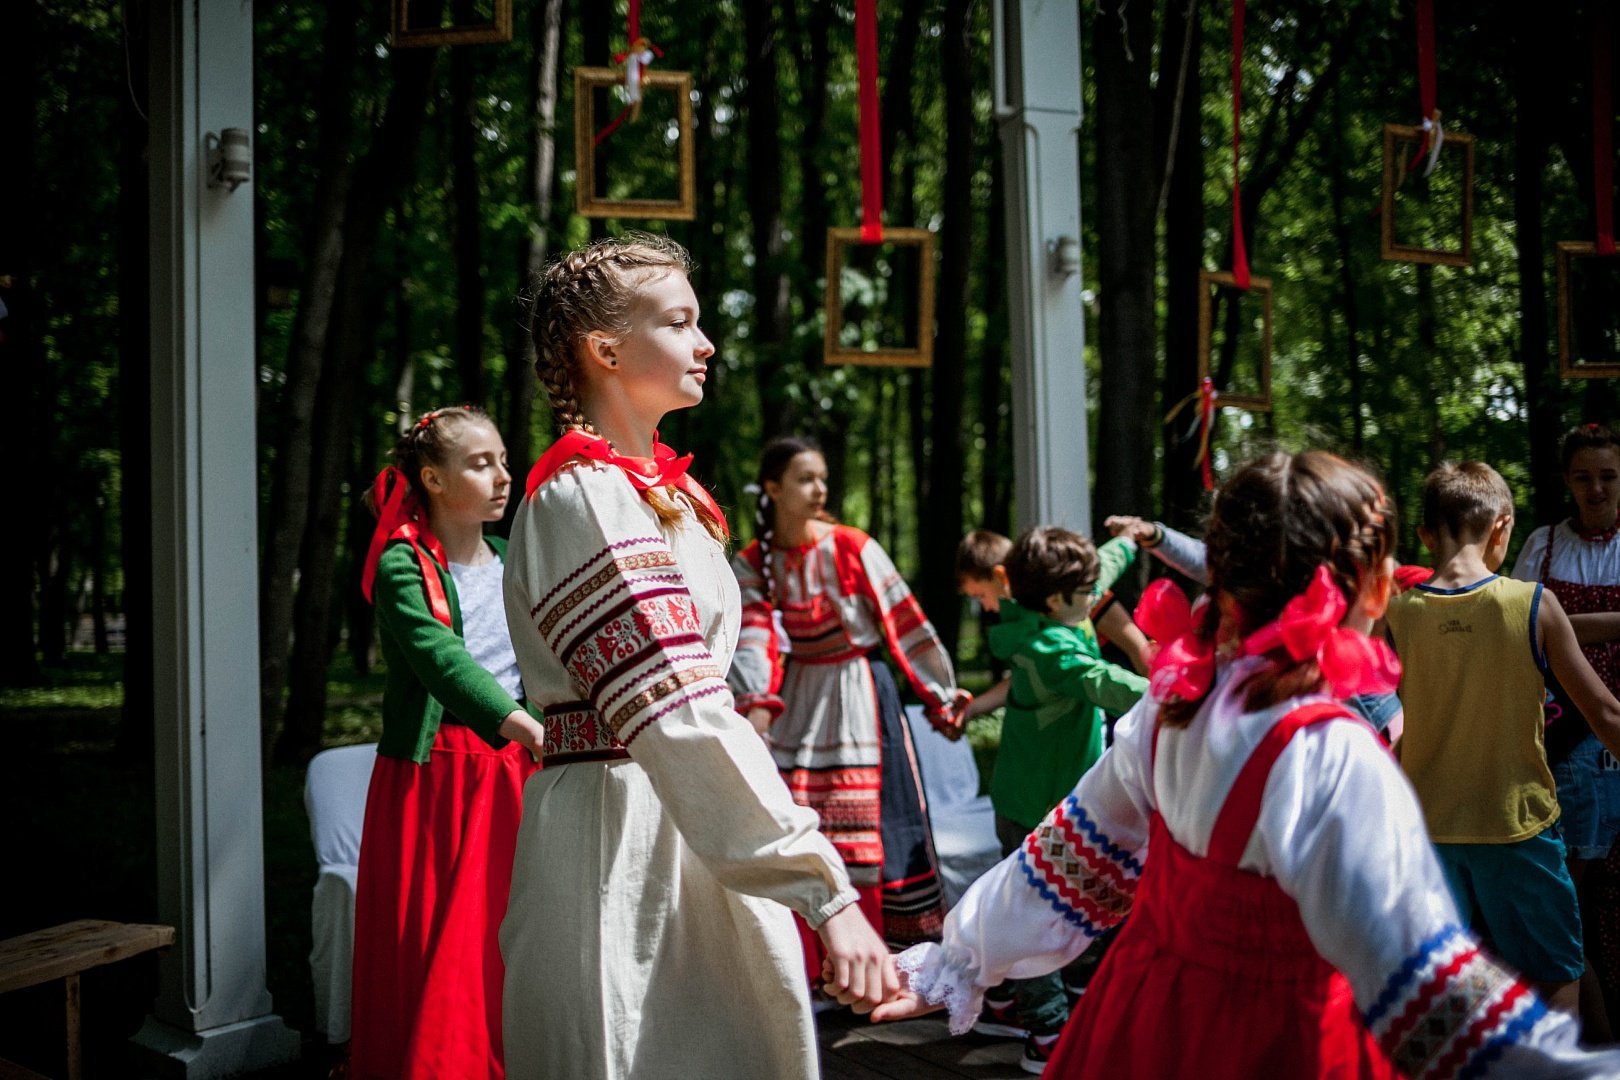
[855,0,884,243]
[360,466,454,629]
[1229,0,1250,289]
[525,429,730,538]
[1596,5,1615,255]
[1135,566,1401,703]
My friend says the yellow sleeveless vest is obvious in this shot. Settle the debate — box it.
[1387,576,1558,843]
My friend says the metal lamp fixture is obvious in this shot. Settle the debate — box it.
[206,128,252,192]
[1050,235,1081,277]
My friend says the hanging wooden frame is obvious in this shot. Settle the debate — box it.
[1557,242,1620,378]
[573,67,696,221]
[391,0,513,47]
[1380,123,1475,267]
[822,227,935,367]
[1197,270,1273,411]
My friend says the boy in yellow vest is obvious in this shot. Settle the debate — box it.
[1387,461,1620,1015]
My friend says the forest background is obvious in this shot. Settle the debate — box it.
[5,0,1619,775]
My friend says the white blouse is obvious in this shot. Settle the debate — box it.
[898,656,1620,1078]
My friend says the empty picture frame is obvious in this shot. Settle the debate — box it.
[1558,242,1620,378]
[1380,123,1475,267]
[573,67,696,221]
[823,228,936,367]
[391,0,513,47]
[1197,270,1273,411]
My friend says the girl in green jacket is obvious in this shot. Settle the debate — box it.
[350,404,543,1080]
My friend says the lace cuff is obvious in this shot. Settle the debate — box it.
[895,942,983,1036]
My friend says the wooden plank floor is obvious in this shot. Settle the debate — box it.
[817,1008,1028,1079]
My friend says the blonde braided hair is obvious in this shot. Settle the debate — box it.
[528,233,694,435]
[526,234,725,543]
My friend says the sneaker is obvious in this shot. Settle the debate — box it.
[1021,1033,1060,1075]
[971,997,1029,1039]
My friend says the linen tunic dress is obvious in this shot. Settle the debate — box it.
[500,459,859,1080]
[897,656,1620,1078]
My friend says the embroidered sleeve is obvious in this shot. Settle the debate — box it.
[845,529,965,729]
[510,464,859,925]
[1262,722,1620,1078]
[727,544,784,720]
[899,701,1155,1034]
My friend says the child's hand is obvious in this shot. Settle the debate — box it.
[816,905,898,1012]
[498,711,545,762]
[745,707,774,736]
[868,988,942,1024]
[1103,515,1159,545]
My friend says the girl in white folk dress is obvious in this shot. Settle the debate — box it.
[499,234,895,1080]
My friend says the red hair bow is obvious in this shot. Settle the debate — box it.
[1134,565,1401,704]
[1135,578,1216,700]
[360,466,453,628]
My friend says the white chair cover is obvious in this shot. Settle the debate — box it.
[904,705,1002,908]
[303,742,377,1045]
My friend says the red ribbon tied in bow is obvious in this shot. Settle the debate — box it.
[1136,578,1216,701]
[525,429,730,538]
[360,465,454,629]
[1134,565,1401,703]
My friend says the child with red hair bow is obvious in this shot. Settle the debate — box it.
[846,450,1620,1079]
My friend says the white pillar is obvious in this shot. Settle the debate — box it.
[993,0,1091,535]
[132,1,300,1075]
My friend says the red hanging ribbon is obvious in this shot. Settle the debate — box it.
[525,429,730,538]
[855,0,884,243]
[1197,376,1219,491]
[1229,0,1250,289]
[360,466,454,629]
[1414,0,1438,148]
[1596,5,1615,255]
[593,0,664,148]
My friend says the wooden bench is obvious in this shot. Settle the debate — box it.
[0,920,176,1080]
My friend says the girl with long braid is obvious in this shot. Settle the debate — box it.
[851,450,1620,1079]
[730,437,972,985]
[350,405,544,1080]
[498,235,892,1080]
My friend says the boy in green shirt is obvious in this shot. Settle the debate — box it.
[961,525,1149,1071]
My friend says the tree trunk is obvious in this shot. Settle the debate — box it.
[744,0,794,438]
[500,0,562,528]
[450,44,487,404]
[1159,0,1205,530]
[258,0,360,733]
[1328,84,1364,452]
[1515,21,1563,524]
[583,0,612,243]
[278,46,441,766]
[1091,0,1158,524]
[918,0,975,654]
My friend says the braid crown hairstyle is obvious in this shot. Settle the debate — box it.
[1159,449,1396,728]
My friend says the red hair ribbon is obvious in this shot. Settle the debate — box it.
[1135,565,1401,703]
[525,429,730,538]
[360,466,453,629]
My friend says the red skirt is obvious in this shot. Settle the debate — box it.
[349,724,537,1080]
[1048,814,1396,1080]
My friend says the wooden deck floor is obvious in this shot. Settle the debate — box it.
[818,1009,1028,1079]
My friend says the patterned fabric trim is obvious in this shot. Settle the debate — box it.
[784,765,884,867]
[542,700,624,758]
[526,536,732,747]
[1364,924,1545,1080]
[1015,793,1140,933]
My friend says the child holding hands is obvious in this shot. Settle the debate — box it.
[839,450,1620,1079]
[1386,462,1620,1015]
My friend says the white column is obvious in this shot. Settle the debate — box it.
[993,0,1091,535]
[132,1,300,1075]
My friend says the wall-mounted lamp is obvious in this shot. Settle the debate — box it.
[206,128,252,192]
[1050,235,1081,278]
